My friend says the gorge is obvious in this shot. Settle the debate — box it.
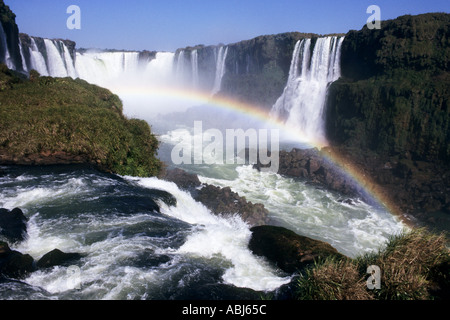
[0,0,449,300]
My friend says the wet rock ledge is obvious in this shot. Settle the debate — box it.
[0,208,83,280]
[160,168,269,226]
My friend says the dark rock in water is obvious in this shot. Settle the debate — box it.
[194,184,269,226]
[160,168,201,191]
[248,226,346,274]
[124,248,171,268]
[180,283,262,300]
[254,147,365,199]
[36,249,82,269]
[0,241,34,279]
[161,168,270,226]
[0,208,28,243]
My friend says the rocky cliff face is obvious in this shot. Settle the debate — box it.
[324,13,450,223]
[0,0,23,72]
[177,32,321,109]
[220,32,316,109]
[326,13,449,162]
[19,33,77,73]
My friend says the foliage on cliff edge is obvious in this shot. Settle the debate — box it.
[0,65,162,177]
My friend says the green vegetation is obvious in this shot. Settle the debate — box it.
[295,228,449,300]
[326,13,450,162]
[0,64,162,177]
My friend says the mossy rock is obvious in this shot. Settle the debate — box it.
[0,65,162,177]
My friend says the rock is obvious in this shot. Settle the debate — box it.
[36,249,82,269]
[0,241,34,279]
[0,208,28,243]
[160,167,270,226]
[194,184,269,226]
[160,168,201,190]
[255,147,363,198]
[248,226,346,274]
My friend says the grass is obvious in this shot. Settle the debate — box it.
[295,228,449,300]
[0,65,162,177]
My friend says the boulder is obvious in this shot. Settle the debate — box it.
[160,168,201,190]
[160,168,270,226]
[0,241,34,279]
[0,208,28,243]
[254,147,364,199]
[248,226,346,274]
[194,185,269,226]
[36,249,82,269]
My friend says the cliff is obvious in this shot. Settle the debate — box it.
[0,65,162,177]
[0,0,23,72]
[177,32,325,109]
[326,13,449,162]
[324,13,450,223]
[220,32,317,109]
[19,33,77,73]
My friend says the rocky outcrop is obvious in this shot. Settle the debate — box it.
[325,146,450,225]
[248,226,346,274]
[0,241,33,279]
[220,32,316,109]
[161,168,270,226]
[0,242,83,280]
[0,0,23,72]
[194,185,269,226]
[254,147,367,199]
[36,249,82,269]
[0,208,28,243]
[326,13,449,164]
[160,167,201,191]
[324,13,450,222]
[0,67,162,178]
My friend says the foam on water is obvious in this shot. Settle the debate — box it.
[127,176,292,291]
[198,165,406,258]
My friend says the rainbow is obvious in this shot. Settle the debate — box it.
[112,84,410,226]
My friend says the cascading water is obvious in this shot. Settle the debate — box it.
[211,46,228,95]
[0,22,14,70]
[75,51,143,87]
[0,29,408,301]
[44,39,71,78]
[28,38,49,76]
[191,49,199,88]
[271,36,344,144]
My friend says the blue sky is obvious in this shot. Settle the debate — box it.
[6,0,450,52]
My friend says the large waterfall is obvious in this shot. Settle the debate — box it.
[271,36,344,144]
[211,46,229,95]
[17,37,230,96]
[3,32,344,140]
[0,22,14,70]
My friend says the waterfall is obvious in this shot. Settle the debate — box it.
[0,23,14,69]
[62,43,77,78]
[44,39,72,77]
[18,39,28,72]
[191,49,199,88]
[28,38,49,76]
[270,36,344,144]
[211,46,228,95]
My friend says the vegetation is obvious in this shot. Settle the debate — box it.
[0,64,162,177]
[295,228,449,300]
[326,13,450,162]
